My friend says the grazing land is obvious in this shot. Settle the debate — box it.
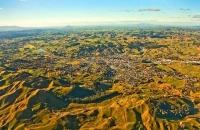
[0,26,200,129]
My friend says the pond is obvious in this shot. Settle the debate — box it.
[38,49,45,53]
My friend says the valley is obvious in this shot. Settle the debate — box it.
[0,26,200,129]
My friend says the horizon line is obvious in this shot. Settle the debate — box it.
[0,23,200,28]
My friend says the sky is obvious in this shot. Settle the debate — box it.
[0,0,200,27]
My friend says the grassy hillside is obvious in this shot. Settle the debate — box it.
[0,27,200,129]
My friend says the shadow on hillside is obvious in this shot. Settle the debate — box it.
[148,97,199,120]
[23,76,51,89]
[65,91,121,104]
[0,80,5,86]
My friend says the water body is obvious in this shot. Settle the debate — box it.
[38,49,45,53]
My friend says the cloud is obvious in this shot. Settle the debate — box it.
[138,8,161,12]
[150,20,158,22]
[109,9,134,13]
[180,8,190,11]
[0,8,2,10]
[192,15,200,18]
[124,9,134,12]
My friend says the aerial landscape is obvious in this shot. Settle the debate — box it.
[0,0,200,130]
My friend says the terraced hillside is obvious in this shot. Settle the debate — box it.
[0,26,200,129]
